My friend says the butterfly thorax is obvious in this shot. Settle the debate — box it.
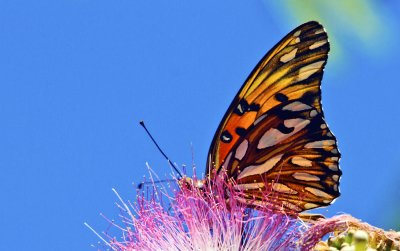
[178,176,206,190]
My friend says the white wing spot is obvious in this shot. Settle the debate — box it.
[331,157,339,161]
[297,61,325,82]
[291,156,313,167]
[272,183,298,194]
[235,140,248,160]
[309,110,318,117]
[237,154,283,180]
[309,40,328,50]
[222,151,233,169]
[294,30,301,36]
[284,118,310,128]
[254,113,268,125]
[257,128,282,149]
[332,175,339,182]
[320,124,327,129]
[237,103,243,114]
[333,184,338,191]
[331,149,339,154]
[280,48,298,63]
[305,187,333,199]
[314,29,324,34]
[222,135,230,141]
[258,118,309,149]
[328,164,339,171]
[293,172,320,181]
[282,101,311,112]
[305,140,336,148]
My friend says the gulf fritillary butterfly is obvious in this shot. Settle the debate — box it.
[185,21,341,213]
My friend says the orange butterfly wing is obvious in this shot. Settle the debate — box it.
[206,21,340,212]
[207,21,329,175]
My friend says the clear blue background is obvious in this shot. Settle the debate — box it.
[1,1,399,250]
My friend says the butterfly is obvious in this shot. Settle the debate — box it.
[187,21,341,214]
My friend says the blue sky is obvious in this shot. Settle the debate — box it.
[1,1,399,250]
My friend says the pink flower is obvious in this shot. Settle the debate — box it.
[92,173,309,250]
[88,172,400,250]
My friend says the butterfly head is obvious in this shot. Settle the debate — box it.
[178,176,206,190]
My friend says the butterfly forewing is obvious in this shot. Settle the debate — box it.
[207,21,330,175]
[206,21,341,213]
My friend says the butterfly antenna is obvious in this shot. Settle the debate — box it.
[139,121,183,178]
[137,179,176,190]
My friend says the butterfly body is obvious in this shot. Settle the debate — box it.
[184,21,341,214]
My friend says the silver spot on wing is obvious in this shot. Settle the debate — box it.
[282,101,311,112]
[222,151,233,169]
[272,183,298,194]
[237,154,284,180]
[296,61,325,82]
[305,187,333,199]
[305,140,336,148]
[309,40,328,50]
[291,156,313,167]
[254,113,268,126]
[293,172,320,181]
[280,48,298,63]
[328,164,339,171]
[314,29,324,34]
[304,203,319,209]
[309,110,318,117]
[257,118,310,149]
[235,140,248,160]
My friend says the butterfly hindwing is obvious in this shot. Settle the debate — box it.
[223,100,340,212]
[207,21,330,176]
